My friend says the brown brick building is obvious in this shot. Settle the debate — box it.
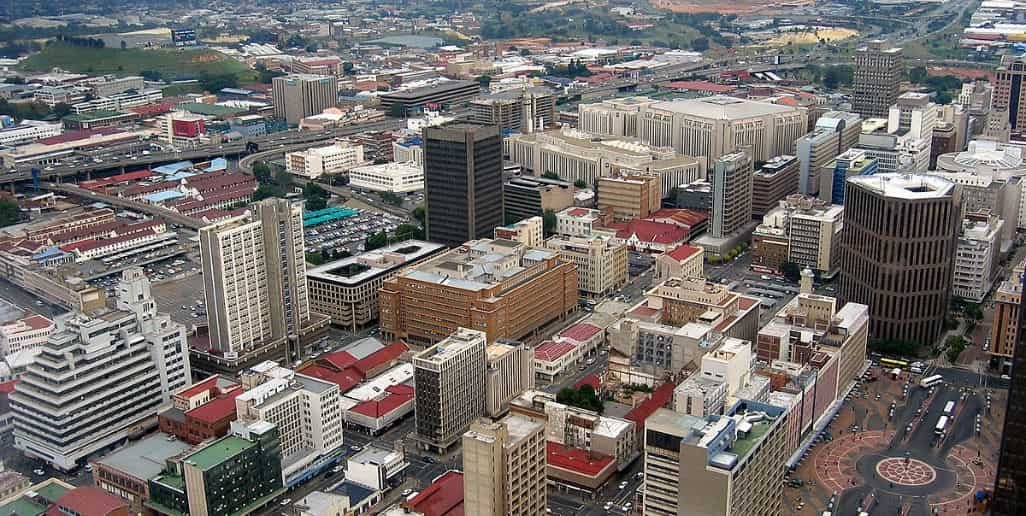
[379,239,578,346]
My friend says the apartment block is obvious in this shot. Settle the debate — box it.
[10,268,191,471]
[954,213,1003,303]
[285,142,364,179]
[199,198,312,358]
[413,328,487,452]
[462,415,547,516]
[379,239,578,345]
[307,241,446,331]
[544,234,628,296]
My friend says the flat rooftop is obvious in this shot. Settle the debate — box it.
[650,95,800,119]
[848,173,954,199]
[94,432,193,480]
[306,240,445,286]
[184,435,252,470]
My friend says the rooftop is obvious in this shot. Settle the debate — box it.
[93,433,193,481]
[307,240,445,285]
[546,442,615,477]
[848,173,954,199]
[650,95,801,119]
[183,435,252,470]
[403,470,464,516]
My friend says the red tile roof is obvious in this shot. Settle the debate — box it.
[176,376,220,399]
[648,208,708,229]
[575,375,601,390]
[185,389,241,424]
[19,314,53,331]
[348,384,414,418]
[351,342,408,376]
[629,305,660,318]
[625,381,674,430]
[0,380,18,394]
[533,340,577,362]
[566,207,590,216]
[713,315,737,332]
[665,244,702,263]
[738,296,759,311]
[38,127,122,145]
[611,220,687,245]
[664,80,736,93]
[559,323,603,343]
[320,351,359,370]
[403,470,464,516]
[298,364,363,392]
[546,442,615,477]
[49,487,128,516]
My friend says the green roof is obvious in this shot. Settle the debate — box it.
[184,435,252,470]
[0,497,46,516]
[153,473,186,491]
[34,483,70,504]
[730,419,773,460]
[179,103,246,117]
[63,110,128,122]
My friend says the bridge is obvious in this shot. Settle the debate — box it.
[39,182,213,230]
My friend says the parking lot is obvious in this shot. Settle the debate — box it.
[305,209,404,255]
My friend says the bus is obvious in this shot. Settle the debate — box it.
[880,358,909,369]
[943,401,955,416]
[935,415,949,435]
[920,375,944,388]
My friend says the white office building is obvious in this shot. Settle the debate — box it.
[348,162,424,193]
[954,215,1003,303]
[10,268,191,471]
[285,142,365,179]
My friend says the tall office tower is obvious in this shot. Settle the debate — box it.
[710,151,754,238]
[10,268,191,471]
[839,174,958,346]
[797,111,863,195]
[272,74,338,125]
[423,122,504,246]
[887,92,938,173]
[413,328,488,452]
[994,272,1026,514]
[468,88,557,133]
[462,415,547,516]
[995,55,1026,132]
[485,341,536,418]
[200,198,311,358]
[852,41,903,118]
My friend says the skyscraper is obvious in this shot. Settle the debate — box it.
[462,415,547,516]
[710,151,754,238]
[272,74,338,125]
[852,41,903,119]
[839,173,958,346]
[423,122,504,246]
[994,270,1026,514]
[199,198,311,359]
[994,55,1026,132]
[412,328,487,452]
[10,268,191,471]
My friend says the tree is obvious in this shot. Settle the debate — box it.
[574,179,587,189]
[0,199,18,228]
[556,385,603,413]
[412,205,425,226]
[52,102,72,119]
[542,209,557,237]
[778,261,801,282]
[365,231,388,251]
[306,252,326,265]
[395,223,424,241]
[691,37,709,52]
[379,191,404,206]
[274,170,293,191]
[302,181,328,201]
[198,72,238,93]
[541,171,561,180]
[253,184,284,200]
[252,161,273,184]
[908,65,928,84]
[305,196,327,211]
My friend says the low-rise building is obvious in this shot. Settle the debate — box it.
[157,375,243,445]
[655,244,703,281]
[494,217,544,248]
[348,162,424,193]
[307,241,446,331]
[0,315,53,357]
[90,433,194,514]
[341,364,415,435]
[346,446,408,491]
[285,142,365,178]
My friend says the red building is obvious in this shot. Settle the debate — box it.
[157,375,242,444]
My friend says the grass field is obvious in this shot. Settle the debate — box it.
[19,43,252,81]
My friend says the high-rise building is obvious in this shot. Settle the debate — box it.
[485,342,535,418]
[379,239,578,345]
[10,268,191,471]
[413,328,487,452]
[577,96,657,137]
[199,199,312,359]
[852,41,903,118]
[423,122,504,246]
[839,173,958,346]
[598,173,661,221]
[462,415,547,516]
[818,149,879,205]
[751,155,800,217]
[953,213,1002,303]
[994,271,1026,514]
[752,194,845,277]
[469,88,557,133]
[991,258,1025,363]
[272,74,338,125]
[796,111,863,195]
[710,151,754,238]
[503,176,574,223]
[995,55,1026,132]
[235,361,344,481]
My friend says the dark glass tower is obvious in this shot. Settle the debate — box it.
[423,122,504,247]
[995,270,1026,513]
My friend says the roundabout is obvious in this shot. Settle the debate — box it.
[874,457,937,486]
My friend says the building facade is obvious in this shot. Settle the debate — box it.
[544,234,628,296]
[852,41,903,118]
[710,151,754,238]
[413,328,488,452]
[285,142,364,179]
[273,74,339,125]
[462,415,547,516]
[348,162,424,193]
[598,173,661,222]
